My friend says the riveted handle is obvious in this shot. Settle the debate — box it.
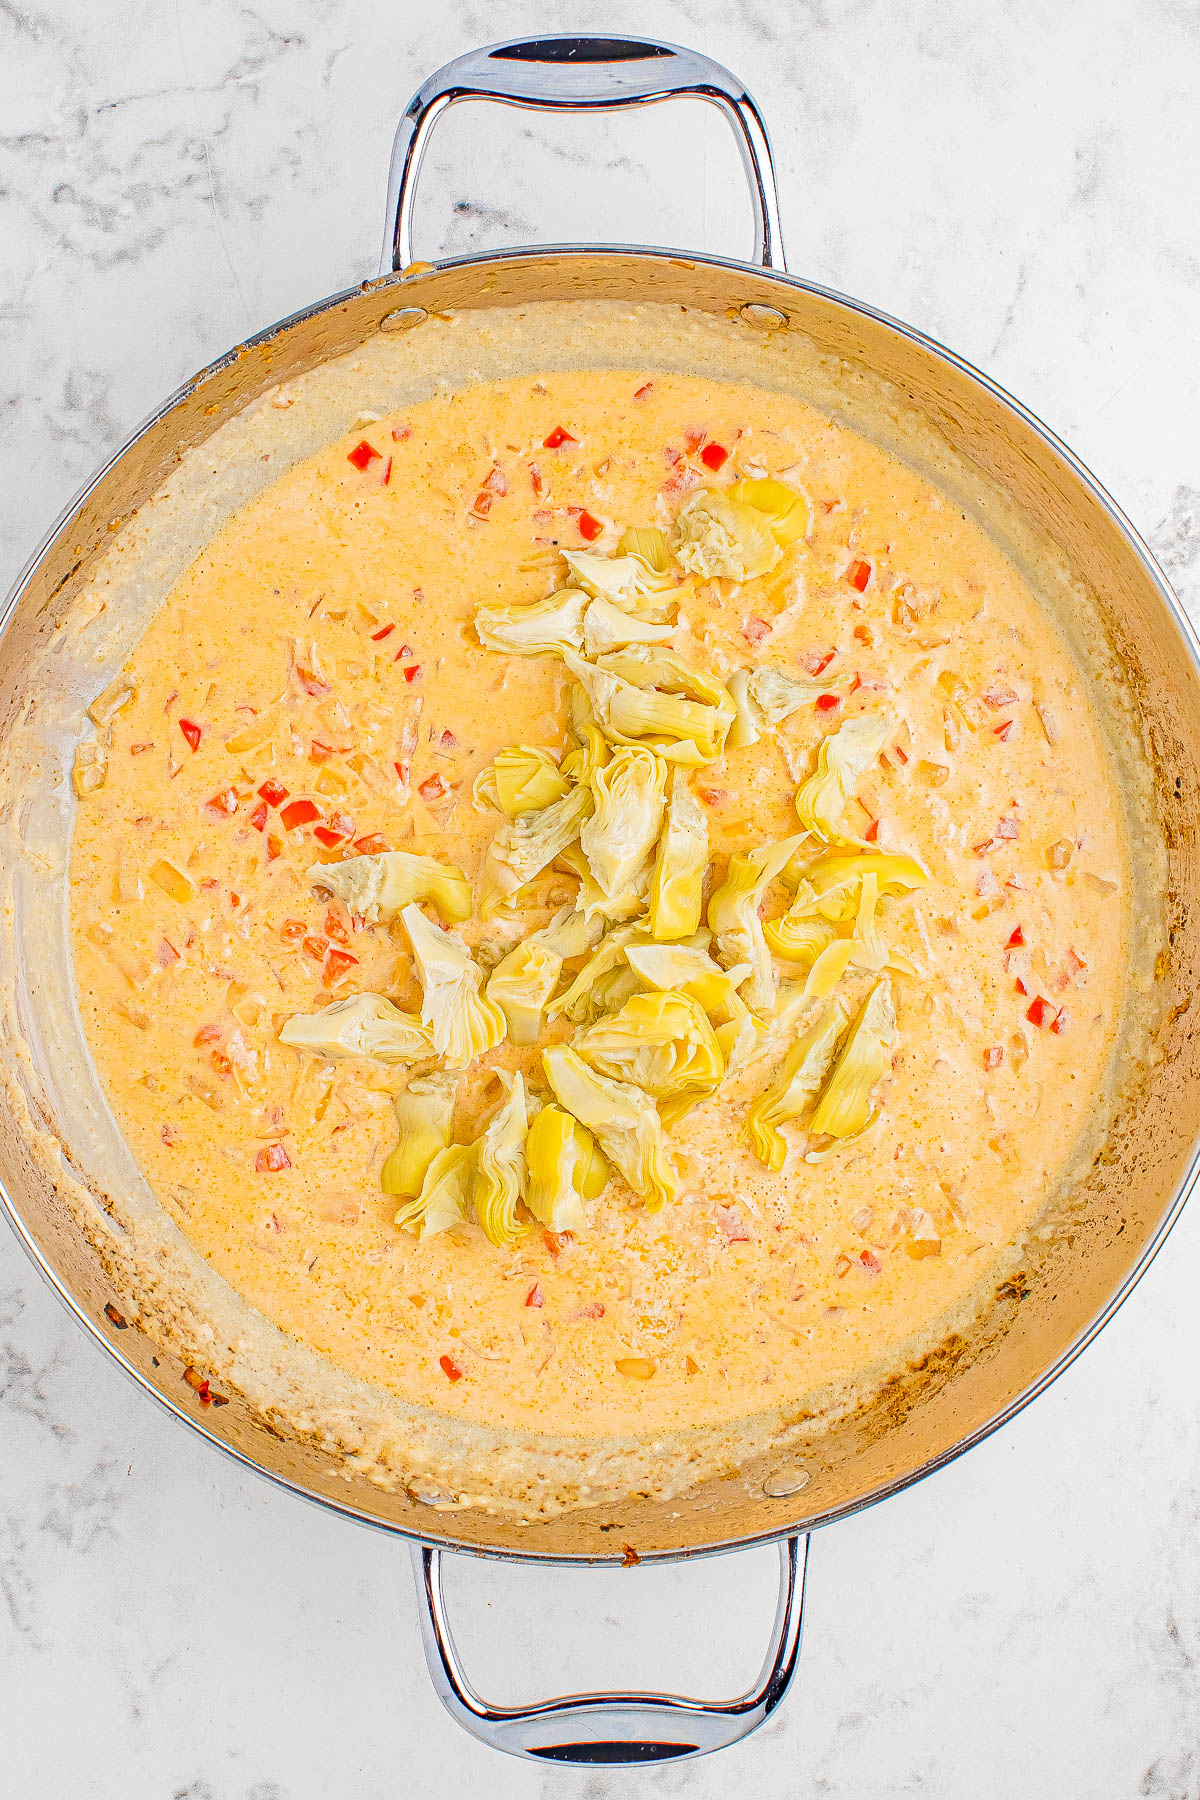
[410,1535,808,1765]
[382,34,786,275]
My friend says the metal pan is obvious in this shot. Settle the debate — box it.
[2,34,1197,1766]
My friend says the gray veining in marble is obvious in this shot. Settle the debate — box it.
[2,1,1200,1794]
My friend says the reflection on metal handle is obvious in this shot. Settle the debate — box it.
[382,34,786,276]
[410,1535,807,1765]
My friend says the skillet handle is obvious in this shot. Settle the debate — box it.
[382,34,786,276]
[409,1534,808,1765]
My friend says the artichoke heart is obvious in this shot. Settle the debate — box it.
[707,833,808,1014]
[395,1143,476,1238]
[850,870,888,972]
[785,848,929,921]
[557,841,648,925]
[727,668,762,748]
[794,713,890,845]
[564,548,677,614]
[542,1045,679,1211]
[674,489,781,581]
[649,770,708,940]
[531,902,606,961]
[624,941,744,1014]
[581,744,668,903]
[479,782,593,919]
[576,990,724,1105]
[279,993,433,1064]
[473,746,570,818]
[583,595,677,656]
[727,477,810,547]
[401,903,506,1069]
[565,647,735,766]
[617,525,672,574]
[311,849,471,924]
[764,912,837,965]
[748,666,846,727]
[746,1003,846,1170]
[486,939,563,1044]
[525,1104,608,1232]
[474,587,587,657]
[472,1072,529,1248]
[546,922,647,1021]
[381,1072,457,1197]
[808,976,897,1138]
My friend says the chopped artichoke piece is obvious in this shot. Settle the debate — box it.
[726,667,762,748]
[581,745,668,904]
[564,548,676,610]
[524,1104,604,1232]
[486,940,562,1044]
[87,674,137,727]
[474,587,587,657]
[617,526,671,574]
[583,595,677,656]
[850,870,888,972]
[581,962,643,1023]
[473,746,570,818]
[279,993,433,1064]
[472,1072,529,1247]
[794,713,889,845]
[531,902,606,960]
[808,977,897,1138]
[746,1004,846,1169]
[748,666,842,726]
[542,1045,679,1211]
[311,849,471,924]
[800,938,855,1000]
[546,922,647,1021]
[479,783,593,918]
[674,489,781,581]
[401,903,506,1069]
[785,848,929,921]
[565,647,735,766]
[576,990,724,1106]
[395,1143,475,1238]
[556,842,647,925]
[624,941,745,1015]
[764,913,837,965]
[649,770,708,940]
[726,477,810,547]
[707,834,808,1014]
[381,1072,457,1197]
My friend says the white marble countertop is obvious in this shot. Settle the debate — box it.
[2,2,1199,1794]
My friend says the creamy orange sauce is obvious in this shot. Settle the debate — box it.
[68,367,1130,1447]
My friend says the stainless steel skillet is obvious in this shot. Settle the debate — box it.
[1,32,1197,1767]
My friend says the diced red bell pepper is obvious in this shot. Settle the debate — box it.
[193,1023,222,1046]
[324,910,351,946]
[816,693,841,712]
[524,1282,544,1308]
[993,720,1014,741]
[1026,996,1057,1029]
[313,825,347,848]
[1049,1007,1070,1035]
[439,1354,463,1381]
[402,663,422,683]
[353,832,390,855]
[322,949,358,988]
[255,1143,291,1173]
[248,800,269,832]
[984,1045,1004,1070]
[845,559,872,592]
[700,442,729,471]
[309,740,333,764]
[279,919,308,941]
[295,667,329,697]
[371,623,395,641]
[417,773,447,804]
[302,935,329,961]
[178,718,202,752]
[266,834,283,862]
[543,426,576,449]
[1006,926,1025,948]
[577,510,602,541]
[863,818,880,843]
[347,440,381,471]
[742,617,771,647]
[280,798,321,830]
[205,786,239,816]
[257,779,289,807]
